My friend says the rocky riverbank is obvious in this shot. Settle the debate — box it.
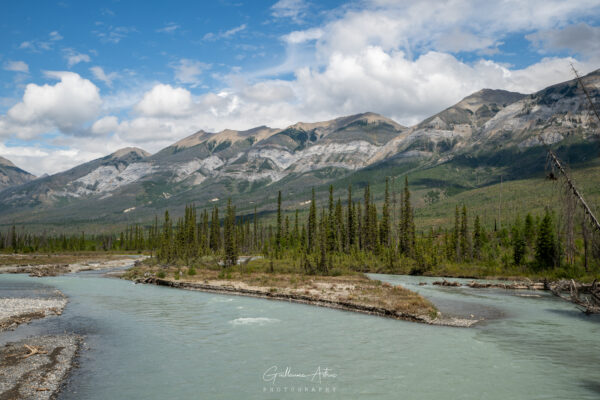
[0,296,67,333]
[0,335,82,400]
[0,256,142,277]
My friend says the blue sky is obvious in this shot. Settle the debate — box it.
[1,0,600,175]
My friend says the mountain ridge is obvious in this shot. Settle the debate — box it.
[0,156,36,192]
[0,68,598,230]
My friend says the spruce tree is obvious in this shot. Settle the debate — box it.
[460,205,470,260]
[399,177,414,256]
[307,188,317,252]
[276,191,282,257]
[535,210,557,269]
[327,185,336,251]
[452,205,460,260]
[512,215,526,265]
[472,215,484,260]
[380,177,391,246]
[347,185,354,249]
[223,199,238,267]
[524,213,535,247]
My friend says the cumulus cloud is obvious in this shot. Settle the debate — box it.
[134,84,194,117]
[526,23,600,57]
[0,71,101,139]
[170,59,210,85]
[90,66,118,87]
[283,28,323,44]
[0,142,104,176]
[91,115,119,135]
[3,61,29,73]
[5,0,600,175]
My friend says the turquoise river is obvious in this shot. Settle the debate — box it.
[0,268,599,399]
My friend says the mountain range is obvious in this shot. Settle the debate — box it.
[1,68,599,232]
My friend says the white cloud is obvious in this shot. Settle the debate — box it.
[91,115,119,135]
[527,23,600,57]
[18,31,63,52]
[283,28,323,44]
[64,49,91,67]
[170,59,210,85]
[203,24,246,41]
[3,61,29,73]
[157,23,180,33]
[90,66,118,87]
[271,0,309,23]
[6,0,600,175]
[134,84,194,118]
[93,26,136,44]
[49,31,63,41]
[0,142,105,176]
[0,71,101,139]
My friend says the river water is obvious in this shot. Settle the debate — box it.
[0,270,598,399]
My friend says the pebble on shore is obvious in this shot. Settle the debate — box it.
[0,297,68,332]
[0,335,82,400]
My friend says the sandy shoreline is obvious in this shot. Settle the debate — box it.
[135,276,477,327]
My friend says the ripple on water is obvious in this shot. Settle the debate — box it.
[229,317,280,326]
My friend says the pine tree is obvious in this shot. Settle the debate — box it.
[253,206,258,251]
[452,205,460,260]
[159,210,172,262]
[363,185,371,250]
[472,215,484,259]
[380,177,391,246]
[512,215,526,265]
[346,185,354,249]
[535,210,557,269]
[10,225,17,251]
[223,199,238,267]
[460,205,470,260]
[210,206,220,252]
[327,185,336,251]
[276,191,282,257]
[399,177,414,256]
[307,188,317,252]
[524,213,535,247]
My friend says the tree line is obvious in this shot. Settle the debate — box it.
[3,178,598,277]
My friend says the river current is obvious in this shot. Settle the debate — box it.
[0,269,598,399]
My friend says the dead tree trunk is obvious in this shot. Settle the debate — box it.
[547,150,600,234]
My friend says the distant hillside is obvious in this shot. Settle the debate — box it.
[0,156,35,192]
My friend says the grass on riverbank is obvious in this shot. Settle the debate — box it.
[123,257,438,320]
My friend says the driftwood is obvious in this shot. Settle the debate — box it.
[23,344,47,358]
[549,279,600,314]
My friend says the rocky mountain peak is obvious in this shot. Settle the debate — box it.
[0,156,16,168]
